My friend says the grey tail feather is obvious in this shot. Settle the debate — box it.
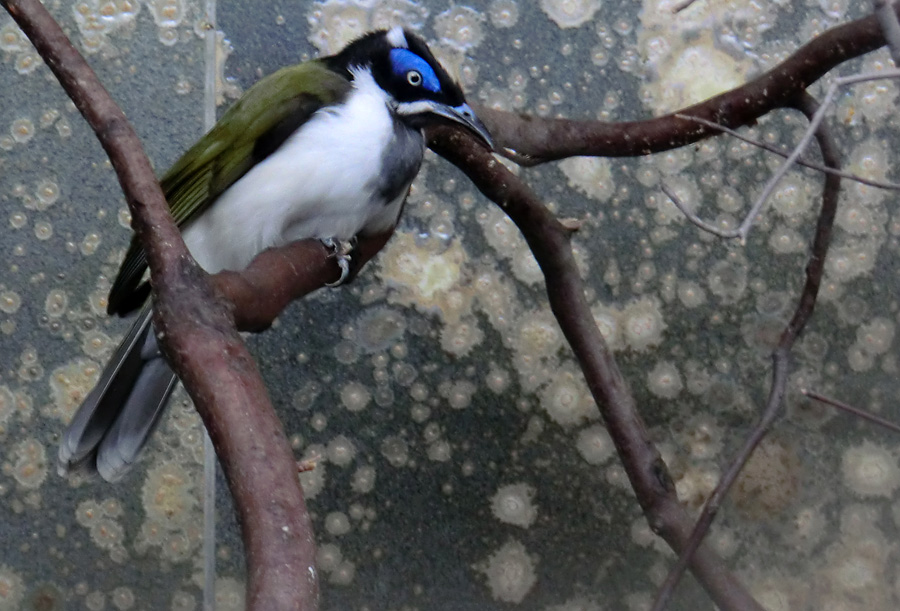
[58,306,178,482]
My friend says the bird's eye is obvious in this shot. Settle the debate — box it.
[390,49,441,93]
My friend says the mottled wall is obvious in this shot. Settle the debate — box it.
[1,0,900,609]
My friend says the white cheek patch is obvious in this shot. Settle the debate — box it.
[394,100,436,116]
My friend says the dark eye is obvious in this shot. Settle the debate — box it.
[407,70,422,86]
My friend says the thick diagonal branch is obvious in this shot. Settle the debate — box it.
[428,127,764,611]
[2,1,320,608]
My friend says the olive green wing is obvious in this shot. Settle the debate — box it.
[107,60,351,316]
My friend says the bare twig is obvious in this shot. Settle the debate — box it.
[671,0,701,13]
[739,70,900,241]
[675,113,900,191]
[803,389,900,434]
[297,453,322,473]
[661,183,742,239]
[668,69,900,243]
[429,127,764,611]
[651,93,841,611]
[1,1,321,608]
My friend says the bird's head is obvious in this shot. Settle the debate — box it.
[325,27,494,150]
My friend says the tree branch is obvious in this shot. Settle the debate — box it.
[1,1,321,608]
[214,232,391,333]
[428,126,764,611]
[478,6,897,161]
[651,92,842,610]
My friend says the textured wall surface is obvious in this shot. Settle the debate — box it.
[1,0,899,609]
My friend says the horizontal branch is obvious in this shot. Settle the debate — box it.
[479,7,894,161]
[213,232,392,332]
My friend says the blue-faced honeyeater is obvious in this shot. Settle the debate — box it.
[58,27,493,481]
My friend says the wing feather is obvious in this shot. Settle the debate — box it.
[107,61,351,316]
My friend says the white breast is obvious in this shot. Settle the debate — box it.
[182,70,422,274]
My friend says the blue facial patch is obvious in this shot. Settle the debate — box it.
[389,48,441,93]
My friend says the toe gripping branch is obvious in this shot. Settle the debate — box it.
[321,237,356,287]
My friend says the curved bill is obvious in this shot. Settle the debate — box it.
[407,100,494,150]
[443,102,495,151]
[396,99,496,150]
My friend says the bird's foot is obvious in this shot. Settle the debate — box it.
[322,237,356,286]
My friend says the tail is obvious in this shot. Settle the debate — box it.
[58,307,178,482]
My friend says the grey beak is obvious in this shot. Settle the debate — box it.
[439,102,496,151]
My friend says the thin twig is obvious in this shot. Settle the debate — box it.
[739,69,900,241]
[675,113,900,191]
[666,104,900,241]
[803,389,900,434]
[651,93,841,611]
[661,183,742,239]
[671,0,701,13]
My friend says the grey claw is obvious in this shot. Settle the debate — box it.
[326,254,351,287]
[322,238,353,287]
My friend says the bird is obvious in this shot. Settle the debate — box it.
[58,26,494,482]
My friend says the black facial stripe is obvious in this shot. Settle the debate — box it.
[324,29,467,108]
